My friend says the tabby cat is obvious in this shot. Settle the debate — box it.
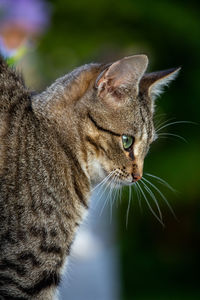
[0,55,179,299]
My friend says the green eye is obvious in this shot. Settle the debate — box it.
[122,135,134,150]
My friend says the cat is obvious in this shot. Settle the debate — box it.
[0,54,179,299]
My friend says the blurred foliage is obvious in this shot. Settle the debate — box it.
[36,0,200,299]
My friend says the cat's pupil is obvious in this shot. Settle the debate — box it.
[122,135,134,150]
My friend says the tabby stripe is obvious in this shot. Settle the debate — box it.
[85,136,112,160]
[63,210,74,220]
[0,271,60,296]
[56,211,70,236]
[50,132,90,218]
[29,225,66,252]
[78,121,88,163]
[40,244,62,255]
[139,106,145,124]
[54,134,90,202]
[29,226,47,239]
[41,202,53,216]
[23,119,35,213]
[88,113,121,137]
[43,188,60,207]
[0,231,17,244]
[22,271,60,296]
[72,177,88,209]
[9,104,28,202]
[0,259,26,276]
[85,136,99,151]
[99,145,112,160]
[18,252,41,267]
[66,243,72,256]
[50,229,57,237]
[0,290,28,300]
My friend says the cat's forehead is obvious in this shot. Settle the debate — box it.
[109,100,152,136]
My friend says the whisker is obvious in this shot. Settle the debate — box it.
[115,178,121,209]
[111,177,119,206]
[119,185,123,204]
[93,171,118,210]
[158,132,187,143]
[101,178,116,216]
[145,173,176,192]
[155,117,174,132]
[126,186,132,228]
[94,172,118,210]
[136,182,165,226]
[154,113,167,125]
[109,190,114,223]
[134,182,143,212]
[142,177,177,220]
[100,186,111,216]
[156,120,196,133]
[100,173,118,216]
[140,179,163,222]
[91,170,115,192]
[109,175,118,223]
[94,182,109,210]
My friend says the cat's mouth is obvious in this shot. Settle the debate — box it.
[94,167,142,190]
[105,173,134,188]
[105,171,142,189]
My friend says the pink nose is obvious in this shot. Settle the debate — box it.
[132,173,142,182]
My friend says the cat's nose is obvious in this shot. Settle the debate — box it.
[132,173,142,182]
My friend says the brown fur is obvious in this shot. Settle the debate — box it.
[0,55,179,299]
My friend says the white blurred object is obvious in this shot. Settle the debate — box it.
[59,189,121,300]
[71,229,103,260]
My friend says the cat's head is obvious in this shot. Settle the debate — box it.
[37,55,179,188]
[74,55,179,187]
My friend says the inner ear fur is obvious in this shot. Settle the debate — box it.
[96,55,149,107]
[139,67,180,100]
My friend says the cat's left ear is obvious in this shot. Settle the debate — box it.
[139,67,181,101]
[96,55,148,108]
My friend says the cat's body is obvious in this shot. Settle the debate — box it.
[0,55,179,299]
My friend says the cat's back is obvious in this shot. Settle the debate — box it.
[0,57,33,176]
[0,59,66,299]
[0,57,29,112]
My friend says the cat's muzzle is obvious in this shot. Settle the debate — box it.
[132,173,142,182]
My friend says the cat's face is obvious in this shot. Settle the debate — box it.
[79,55,179,187]
[86,86,155,187]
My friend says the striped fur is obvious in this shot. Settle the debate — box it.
[0,55,178,299]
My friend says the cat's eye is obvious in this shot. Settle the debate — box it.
[122,135,134,150]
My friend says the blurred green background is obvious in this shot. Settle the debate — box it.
[8,0,200,299]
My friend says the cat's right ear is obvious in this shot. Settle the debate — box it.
[96,55,148,108]
[139,67,181,100]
